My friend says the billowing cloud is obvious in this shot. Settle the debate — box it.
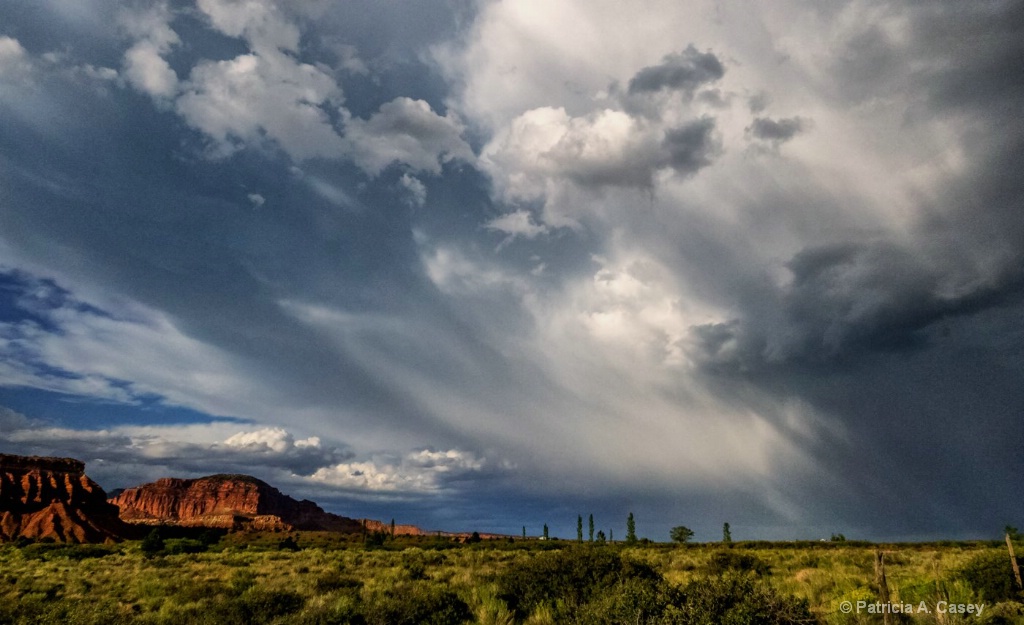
[116,0,471,170]
[662,117,718,174]
[485,210,548,241]
[123,44,177,98]
[748,116,804,142]
[482,102,720,212]
[344,97,473,176]
[1,0,1022,540]
[195,0,301,53]
[627,45,725,96]
[310,448,488,495]
[0,36,30,81]
[176,51,345,159]
[223,427,321,453]
[0,407,494,497]
[0,407,344,478]
[398,173,427,207]
[119,2,180,99]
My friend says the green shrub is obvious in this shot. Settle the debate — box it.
[495,547,662,620]
[673,574,816,625]
[957,551,1024,604]
[20,543,117,561]
[707,550,772,576]
[239,588,305,623]
[163,538,206,555]
[573,574,682,625]
[199,530,222,547]
[314,571,364,593]
[976,600,1024,625]
[228,570,257,596]
[362,582,472,625]
[279,536,301,551]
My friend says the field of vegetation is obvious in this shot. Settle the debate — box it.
[1,532,1022,625]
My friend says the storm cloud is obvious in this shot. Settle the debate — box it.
[627,45,725,96]
[0,0,1021,540]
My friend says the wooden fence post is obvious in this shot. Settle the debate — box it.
[1007,532,1023,591]
[875,550,893,625]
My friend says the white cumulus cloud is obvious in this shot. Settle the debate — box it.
[223,427,321,453]
[119,2,180,99]
[345,97,474,176]
[310,449,487,494]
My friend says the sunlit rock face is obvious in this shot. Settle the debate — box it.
[111,474,364,532]
[0,454,131,543]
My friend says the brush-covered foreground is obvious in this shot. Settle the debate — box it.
[1,534,1021,625]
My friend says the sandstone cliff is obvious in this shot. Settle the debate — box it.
[110,474,365,532]
[359,518,430,536]
[0,454,131,543]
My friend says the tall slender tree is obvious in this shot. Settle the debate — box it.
[577,515,583,543]
[588,514,595,542]
[543,523,549,540]
[723,522,732,544]
[626,512,637,544]
[523,526,527,539]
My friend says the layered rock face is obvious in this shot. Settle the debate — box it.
[111,474,365,532]
[359,518,430,536]
[0,454,131,543]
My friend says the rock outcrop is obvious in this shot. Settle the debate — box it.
[359,518,430,536]
[0,454,131,543]
[110,474,365,532]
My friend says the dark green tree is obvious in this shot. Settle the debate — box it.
[543,523,549,540]
[278,535,300,551]
[723,522,732,544]
[588,514,594,542]
[577,514,583,543]
[670,526,694,544]
[626,512,637,544]
[140,529,164,558]
[390,518,396,537]
[596,530,606,543]
[523,526,527,539]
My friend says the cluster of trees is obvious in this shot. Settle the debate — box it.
[536,513,735,545]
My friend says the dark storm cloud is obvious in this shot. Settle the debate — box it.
[627,45,724,96]
[691,240,1024,371]
[3,0,1024,540]
[663,1,1024,537]
[663,117,718,175]
[747,116,805,144]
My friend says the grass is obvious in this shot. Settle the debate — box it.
[0,535,1020,624]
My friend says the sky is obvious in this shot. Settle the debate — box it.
[0,0,1022,542]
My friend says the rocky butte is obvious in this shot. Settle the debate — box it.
[111,474,370,532]
[0,453,132,543]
